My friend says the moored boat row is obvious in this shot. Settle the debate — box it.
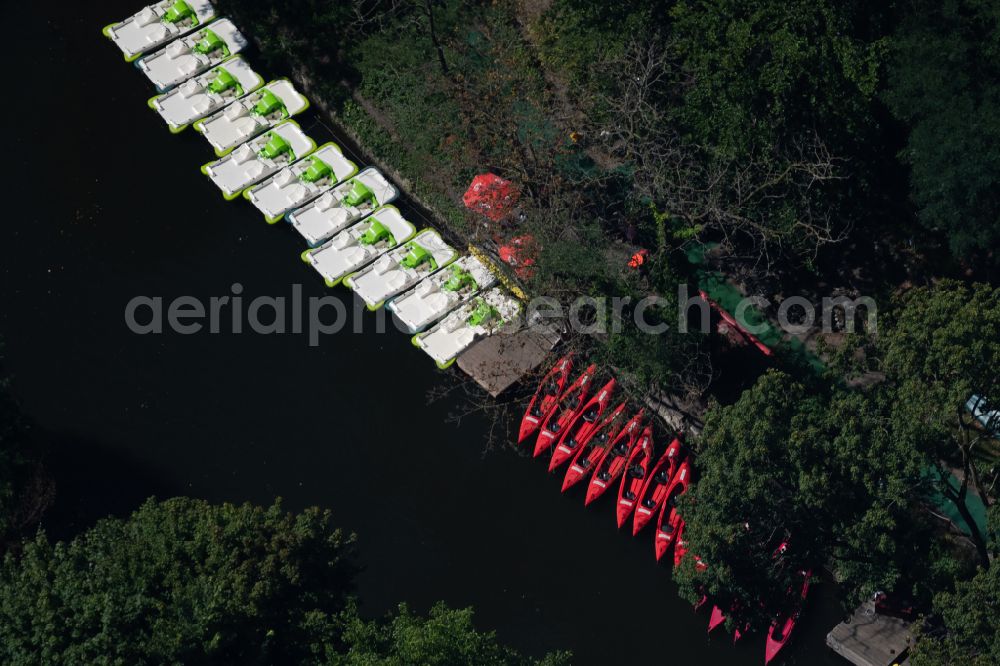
[105,1,526,372]
[518,355,811,664]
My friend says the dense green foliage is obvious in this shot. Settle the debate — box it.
[0,497,357,664]
[880,280,1000,564]
[336,602,568,666]
[669,0,885,156]
[673,371,926,628]
[886,0,1000,264]
[0,498,565,665]
[676,282,999,632]
[911,510,1000,666]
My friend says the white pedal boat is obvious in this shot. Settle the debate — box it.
[103,0,216,62]
[387,255,498,334]
[244,143,357,223]
[344,230,458,311]
[137,19,248,91]
[200,120,316,200]
[412,287,522,369]
[287,168,398,247]
[149,56,262,132]
[300,206,416,287]
[193,79,309,157]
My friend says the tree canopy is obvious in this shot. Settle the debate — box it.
[911,509,1000,666]
[879,280,1000,564]
[674,370,925,629]
[886,0,1000,265]
[0,497,565,665]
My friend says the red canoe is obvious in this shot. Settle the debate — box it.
[548,378,617,471]
[709,605,726,633]
[518,354,573,445]
[672,522,708,572]
[764,570,812,665]
[615,427,654,528]
[582,411,645,504]
[673,520,688,567]
[632,439,683,536]
[699,289,773,357]
[654,460,692,560]
[533,364,596,458]
[655,506,681,561]
[561,402,628,491]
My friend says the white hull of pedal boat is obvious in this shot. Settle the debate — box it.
[103,0,216,62]
[301,206,416,287]
[193,79,309,157]
[412,287,522,369]
[149,56,262,132]
[344,229,458,310]
[386,255,497,334]
[286,167,398,247]
[201,120,316,200]
[137,19,248,91]
[244,143,357,223]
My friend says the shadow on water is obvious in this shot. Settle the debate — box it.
[40,431,172,541]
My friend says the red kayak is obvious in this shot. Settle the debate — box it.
[709,605,726,633]
[582,411,645,505]
[673,520,688,567]
[632,439,683,535]
[764,570,812,665]
[655,506,681,561]
[654,461,692,560]
[518,354,573,445]
[615,426,654,528]
[548,378,616,471]
[533,364,596,458]
[561,402,627,491]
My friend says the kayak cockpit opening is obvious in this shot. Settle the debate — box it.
[581,406,599,422]
[627,464,645,480]
[653,470,670,484]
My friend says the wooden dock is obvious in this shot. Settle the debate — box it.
[457,324,562,396]
[827,601,913,666]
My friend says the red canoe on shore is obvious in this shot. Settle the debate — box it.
[561,403,628,491]
[548,378,616,471]
[533,364,596,458]
[654,460,692,560]
[518,354,573,445]
[615,427,654,528]
[632,439,683,536]
[582,412,645,504]
[764,570,812,665]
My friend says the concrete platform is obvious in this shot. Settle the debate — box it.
[827,602,913,666]
[457,324,561,397]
